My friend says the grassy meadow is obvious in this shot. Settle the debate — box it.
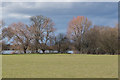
[2,54,118,78]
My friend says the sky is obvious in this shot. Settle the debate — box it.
[2,2,118,34]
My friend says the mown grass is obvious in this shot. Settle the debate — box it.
[2,54,118,78]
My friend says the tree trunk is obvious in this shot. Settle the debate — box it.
[42,50,45,53]
[23,49,27,54]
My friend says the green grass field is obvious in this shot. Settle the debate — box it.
[2,54,118,78]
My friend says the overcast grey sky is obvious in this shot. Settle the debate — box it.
[2,2,118,34]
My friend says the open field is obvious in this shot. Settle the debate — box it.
[2,54,118,78]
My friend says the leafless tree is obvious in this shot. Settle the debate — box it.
[2,22,32,53]
[30,15,55,53]
[67,16,92,53]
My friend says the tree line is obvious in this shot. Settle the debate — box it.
[1,15,118,55]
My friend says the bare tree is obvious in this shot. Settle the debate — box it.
[2,22,32,53]
[99,26,118,55]
[80,25,118,55]
[30,15,55,53]
[67,16,92,53]
[84,25,102,54]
